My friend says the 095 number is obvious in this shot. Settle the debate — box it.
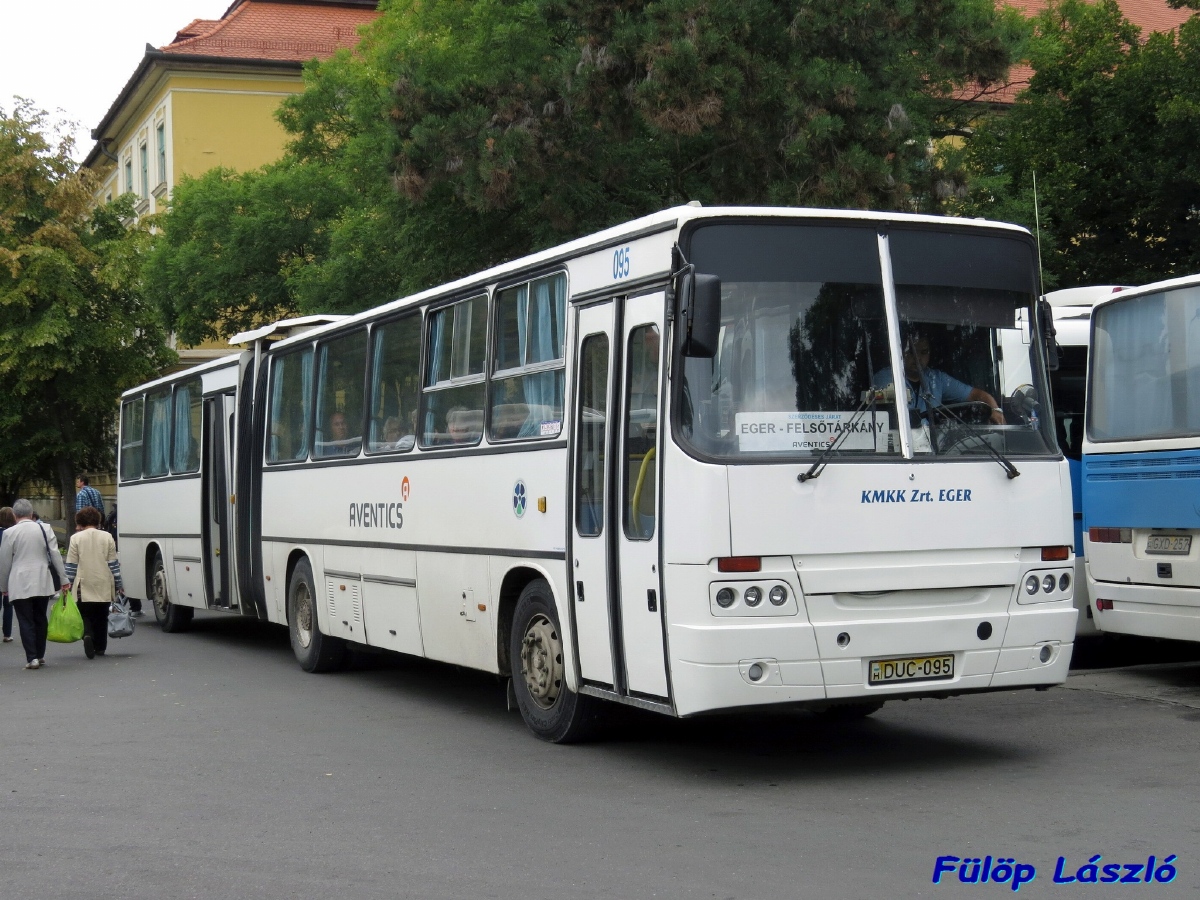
[613,246,631,280]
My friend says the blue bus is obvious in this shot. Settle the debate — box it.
[1084,274,1200,642]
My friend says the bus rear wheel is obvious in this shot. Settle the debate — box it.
[150,549,193,633]
[509,579,602,743]
[288,557,346,673]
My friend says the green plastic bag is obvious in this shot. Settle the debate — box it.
[47,592,84,643]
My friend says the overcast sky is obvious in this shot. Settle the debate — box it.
[1,0,233,161]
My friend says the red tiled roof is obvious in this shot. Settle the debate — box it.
[960,0,1195,106]
[161,1,379,63]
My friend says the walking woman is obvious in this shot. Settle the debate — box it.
[65,506,123,659]
[0,507,16,642]
[0,499,67,669]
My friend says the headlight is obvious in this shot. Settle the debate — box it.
[1025,575,1040,595]
[769,585,788,606]
[1059,573,1071,592]
[1043,574,1056,593]
[716,587,736,608]
[744,586,762,607]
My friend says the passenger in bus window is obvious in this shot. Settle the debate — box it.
[315,411,362,457]
[446,406,482,444]
[872,334,1005,425]
[379,416,415,451]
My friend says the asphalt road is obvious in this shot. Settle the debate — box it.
[2,616,1197,900]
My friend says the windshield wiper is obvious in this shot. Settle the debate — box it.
[798,386,893,483]
[924,394,1021,480]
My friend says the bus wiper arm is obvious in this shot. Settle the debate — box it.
[798,387,891,483]
[929,399,1020,480]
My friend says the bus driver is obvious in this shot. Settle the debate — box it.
[873,334,1005,425]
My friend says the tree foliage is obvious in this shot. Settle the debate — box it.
[0,100,174,506]
[151,0,1028,337]
[950,0,1200,287]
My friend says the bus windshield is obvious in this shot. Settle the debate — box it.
[678,222,1056,461]
[1090,284,1200,442]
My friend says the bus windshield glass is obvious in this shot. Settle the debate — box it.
[679,222,1056,461]
[1090,285,1200,442]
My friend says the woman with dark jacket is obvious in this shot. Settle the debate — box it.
[65,506,124,659]
[0,506,16,642]
[0,499,67,669]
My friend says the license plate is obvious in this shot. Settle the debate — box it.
[1146,534,1192,555]
[869,654,955,685]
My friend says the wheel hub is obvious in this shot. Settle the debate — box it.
[294,584,314,649]
[520,614,562,710]
[151,566,170,616]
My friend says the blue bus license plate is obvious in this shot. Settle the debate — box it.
[869,654,954,685]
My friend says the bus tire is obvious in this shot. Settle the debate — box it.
[819,701,885,721]
[509,579,602,743]
[288,558,346,673]
[150,549,194,633]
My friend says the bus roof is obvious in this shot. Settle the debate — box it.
[1091,271,1200,315]
[266,205,1032,353]
[1044,285,1131,309]
[120,351,240,399]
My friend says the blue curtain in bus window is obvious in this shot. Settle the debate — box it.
[172,384,191,472]
[518,275,566,436]
[300,350,314,452]
[145,392,171,477]
[424,310,448,440]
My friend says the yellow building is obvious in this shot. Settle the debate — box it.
[81,0,380,366]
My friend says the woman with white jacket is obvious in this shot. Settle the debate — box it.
[0,499,68,669]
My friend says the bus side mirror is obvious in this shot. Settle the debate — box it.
[1038,298,1059,372]
[678,271,722,358]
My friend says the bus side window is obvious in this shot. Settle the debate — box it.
[313,330,367,459]
[171,377,202,473]
[144,387,172,477]
[575,333,609,537]
[490,273,566,441]
[120,397,145,481]
[623,324,660,540]
[421,295,487,447]
[367,314,420,453]
[266,348,314,463]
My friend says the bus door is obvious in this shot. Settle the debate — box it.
[202,392,236,609]
[570,293,669,700]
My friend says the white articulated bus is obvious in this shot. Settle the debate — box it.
[118,206,1077,741]
[1084,273,1200,642]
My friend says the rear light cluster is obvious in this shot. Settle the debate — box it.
[1089,527,1132,544]
[1094,598,1114,611]
[710,581,795,617]
[1018,568,1073,604]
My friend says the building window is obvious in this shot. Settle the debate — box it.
[140,144,149,199]
[156,124,166,185]
[124,159,133,194]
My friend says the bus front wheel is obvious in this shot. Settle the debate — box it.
[509,579,602,743]
[288,558,346,673]
[150,549,193,633]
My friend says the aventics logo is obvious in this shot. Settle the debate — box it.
[513,480,527,518]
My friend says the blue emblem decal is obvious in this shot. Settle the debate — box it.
[513,480,527,518]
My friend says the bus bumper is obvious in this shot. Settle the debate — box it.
[1088,575,1200,642]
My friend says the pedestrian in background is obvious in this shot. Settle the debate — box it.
[0,499,67,669]
[75,475,104,530]
[65,506,123,659]
[0,506,15,643]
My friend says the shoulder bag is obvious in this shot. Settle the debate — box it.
[40,523,62,591]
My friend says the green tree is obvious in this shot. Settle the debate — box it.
[149,0,1028,333]
[950,0,1200,287]
[0,100,174,508]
